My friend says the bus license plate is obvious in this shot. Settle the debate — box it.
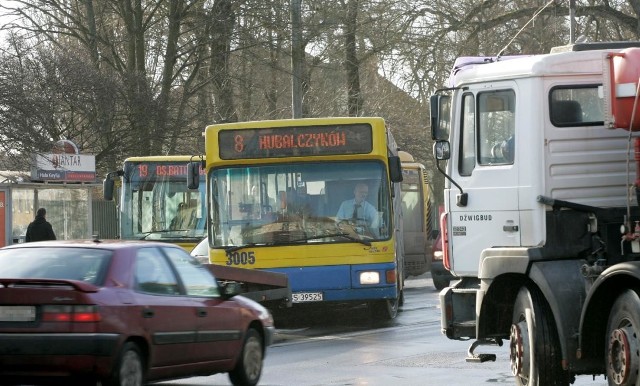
[292,292,323,303]
[0,306,36,322]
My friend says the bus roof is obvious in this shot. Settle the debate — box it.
[398,151,414,162]
[124,155,203,163]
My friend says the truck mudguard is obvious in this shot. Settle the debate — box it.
[527,260,587,367]
[577,261,640,362]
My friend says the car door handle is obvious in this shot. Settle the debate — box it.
[142,309,155,318]
[197,308,207,317]
[503,224,519,232]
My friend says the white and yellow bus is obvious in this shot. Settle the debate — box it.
[189,117,405,319]
[399,151,435,278]
[104,156,206,250]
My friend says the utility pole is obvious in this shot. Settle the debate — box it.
[291,0,303,118]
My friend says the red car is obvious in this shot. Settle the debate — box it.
[0,240,274,386]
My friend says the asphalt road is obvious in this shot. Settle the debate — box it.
[159,274,609,386]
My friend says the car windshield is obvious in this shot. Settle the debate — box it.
[208,160,391,248]
[0,247,112,285]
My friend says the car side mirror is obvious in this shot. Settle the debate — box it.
[220,281,243,298]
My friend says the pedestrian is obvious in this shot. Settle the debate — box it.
[25,208,56,242]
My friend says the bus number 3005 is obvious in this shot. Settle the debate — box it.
[226,251,256,266]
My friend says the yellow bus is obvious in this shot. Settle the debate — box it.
[104,156,206,250]
[189,117,405,319]
[399,151,434,277]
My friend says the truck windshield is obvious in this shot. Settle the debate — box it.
[208,161,391,247]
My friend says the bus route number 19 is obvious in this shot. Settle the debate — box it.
[226,251,255,266]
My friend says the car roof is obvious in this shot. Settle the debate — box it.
[1,239,185,251]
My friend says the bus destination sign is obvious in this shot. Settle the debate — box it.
[218,123,373,160]
[128,162,203,180]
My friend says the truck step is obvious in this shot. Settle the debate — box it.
[466,353,497,363]
[465,338,501,364]
[452,320,476,327]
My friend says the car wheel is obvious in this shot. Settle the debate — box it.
[229,328,263,386]
[432,275,450,291]
[606,289,640,386]
[510,286,568,386]
[102,342,144,386]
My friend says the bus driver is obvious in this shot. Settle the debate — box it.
[336,183,379,235]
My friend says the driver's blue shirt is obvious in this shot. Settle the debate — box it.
[336,199,378,225]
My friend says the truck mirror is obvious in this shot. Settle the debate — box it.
[388,156,403,183]
[433,141,451,161]
[187,162,201,190]
[103,176,114,201]
[430,94,450,140]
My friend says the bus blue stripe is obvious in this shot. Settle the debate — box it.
[264,263,397,302]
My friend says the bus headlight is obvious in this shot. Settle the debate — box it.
[359,271,380,285]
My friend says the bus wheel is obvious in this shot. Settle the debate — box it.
[369,298,398,320]
[606,290,640,386]
[510,286,568,386]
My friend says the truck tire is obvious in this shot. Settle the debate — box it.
[606,289,640,386]
[432,274,450,291]
[510,286,568,386]
[229,328,263,386]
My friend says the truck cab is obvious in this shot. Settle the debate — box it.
[431,42,640,384]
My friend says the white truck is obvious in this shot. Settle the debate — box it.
[431,41,640,385]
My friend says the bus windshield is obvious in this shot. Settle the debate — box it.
[208,160,391,247]
[120,161,206,242]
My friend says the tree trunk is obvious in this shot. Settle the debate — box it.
[345,0,362,117]
[210,0,238,123]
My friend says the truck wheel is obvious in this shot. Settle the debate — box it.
[102,342,144,386]
[510,286,568,386]
[606,289,640,386]
[432,275,450,291]
[229,328,263,386]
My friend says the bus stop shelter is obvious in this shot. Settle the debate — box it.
[0,171,100,247]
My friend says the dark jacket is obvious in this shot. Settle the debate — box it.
[25,216,56,242]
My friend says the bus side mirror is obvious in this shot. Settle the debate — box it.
[187,162,201,190]
[103,177,114,201]
[103,170,122,201]
[388,156,403,183]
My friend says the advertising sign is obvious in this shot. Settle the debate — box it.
[32,153,96,182]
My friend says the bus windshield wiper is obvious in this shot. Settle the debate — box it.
[138,230,204,240]
[223,233,371,253]
[223,242,272,254]
[287,233,372,246]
